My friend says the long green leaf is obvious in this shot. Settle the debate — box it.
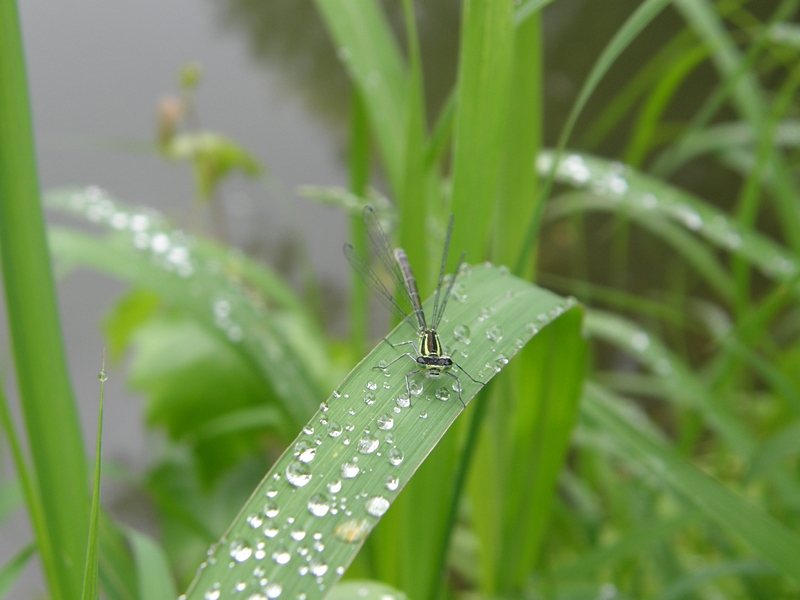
[0,3,89,598]
[538,151,800,289]
[449,0,515,265]
[46,188,331,432]
[180,265,577,600]
[126,528,179,600]
[583,383,800,582]
[80,363,106,600]
[0,543,36,599]
[515,0,671,272]
[313,0,407,194]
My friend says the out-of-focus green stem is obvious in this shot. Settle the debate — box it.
[348,89,370,359]
[0,2,89,599]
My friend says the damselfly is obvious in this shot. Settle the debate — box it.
[344,206,483,406]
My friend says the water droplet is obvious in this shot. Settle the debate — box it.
[494,355,509,370]
[365,496,390,517]
[303,425,314,435]
[376,414,394,430]
[388,447,404,466]
[290,528,306,541]
[310,557,328,577]
[408,380,423,397]
[453,325,471,344]
[337,46,351,61]
[348,408,356,416]
[233,582,246,593]
[385,475,399,491]
[272,545,291,565]
[357,432,379,454]
[384,433,394,445]
[345,422,355,431]
[254,542,266,560]
[264,501,279,518]
[204,583,221,600]
[294,441,316,464]
[672,205,703,230]
[229,540,252,562]
[479,308,491,321]
[319,402,329,412]
[631,332,650,352]
[266,487,278,499]
[364,392,375,405]
[525,323,539,335]
[328,421,343,437]
[266,582,283,598]
[327,479,342,494]
[366,380,377,391]
[286,461,312,487]
[341,461,360,478]
[395,394,410,408]
[486,325,504,342]
[246,513,264,529]
[419,411,427,419]
[263,525,278,538]
[435,387,451,402]
[332,390,341,399]
[98,370,108,382]
[308,493,331,517]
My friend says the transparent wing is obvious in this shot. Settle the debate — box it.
[361,206,416,316]
[343,242,413,328]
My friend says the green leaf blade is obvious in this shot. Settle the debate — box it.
[181,265,577,599]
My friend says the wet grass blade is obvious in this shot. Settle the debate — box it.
[539,151,800,290]
[180,265,579,600]
[46,188,332,432]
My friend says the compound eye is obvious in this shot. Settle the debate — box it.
[417,356,426,365]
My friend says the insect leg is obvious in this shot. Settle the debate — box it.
[381,337,420,356]
[404,369,422,400]
[442,370,466,407]
[452,360,486,387]
[374,352,418,373]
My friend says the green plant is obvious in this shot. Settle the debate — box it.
[2,0,800,599]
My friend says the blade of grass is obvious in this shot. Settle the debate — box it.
[180,265,578,600]
[449,0,515,266]
[515,0,671,274]
[0,543,36,599]
[348,90,371,359]
[313,0,407,194]
[126,528,178,600]
[495,9,542,272]
[46,188,331,432]
[81,360,106,600]
[469,308,587,593]
[0,3,89,598]
[582,383,800,582]
[537,151,800,291]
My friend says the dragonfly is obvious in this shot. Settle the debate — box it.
[344,206,483,406]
